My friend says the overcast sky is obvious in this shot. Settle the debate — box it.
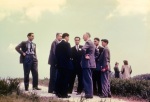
[0,0,150,78]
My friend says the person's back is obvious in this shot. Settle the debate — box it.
[55,40,71,69]
[114,62,120,78]
[121,65,132,79]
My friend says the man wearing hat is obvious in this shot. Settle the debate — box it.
[98,39,111,98]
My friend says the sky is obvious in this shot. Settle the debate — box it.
[0,0,150,79]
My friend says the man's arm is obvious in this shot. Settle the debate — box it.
[15,42,24,55]
[48,41,57,64]
[82,42,90,55]
[34,44,37,57]
[101,48,109,72]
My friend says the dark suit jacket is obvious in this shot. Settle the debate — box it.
[71,45,83,69]
[97,46,110,70]
[95,46,104,70]
[15,41,37,64]
[48,40,59,66]
[81,39,97,68]
[55,40,73,69]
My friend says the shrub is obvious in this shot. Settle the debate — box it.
[132,74,150,80]
[0,78,20,95]
[111,78,150,100]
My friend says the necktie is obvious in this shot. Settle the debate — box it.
[76,45,79,51]
[30,43,32,52]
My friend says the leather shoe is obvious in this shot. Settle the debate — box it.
[33,87,41,90]
[84,96,93,99]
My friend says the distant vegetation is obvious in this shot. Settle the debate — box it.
[132,74,150,80]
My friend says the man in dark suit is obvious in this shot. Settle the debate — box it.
[48,33,62,93]
[68,37,83,95]
[15,33,41,91]
[92,37,104,96]
[98,39,111,98]
[81,33,97,99]
[55,33,73,98]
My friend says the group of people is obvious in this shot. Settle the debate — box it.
[114,60,132,79]
[15,32,112,99]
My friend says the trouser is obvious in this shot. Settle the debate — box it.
[92,69,102,95]
[48,65,57,93]
[23,54,38,89]
[68,68,83,93]
[101,71,111,97]
[55,68,71,96]
[82,68,93,97]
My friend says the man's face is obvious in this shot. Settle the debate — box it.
[65,36,69,42]
[83,34,88,41]
[57,34,62,41]
[28,34,34,41]
[94,40,99,46]
[75,38,80,45]
[102,41,106,47]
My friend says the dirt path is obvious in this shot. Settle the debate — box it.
[19,82,144,102]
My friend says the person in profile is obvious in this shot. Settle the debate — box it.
[48,33,62,93]
[99,39,111,98]
[55,33,73,98]
[81,32,96,99]
[121,60,132,79]
[15,33,41,91]
[68,37,83,95]
[114,62,120,78]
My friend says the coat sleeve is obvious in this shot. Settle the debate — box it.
[48,41,57,65]
[34,44,37,57]
[67,43,71,59]
[15,41,24,55]
[82,42,90,55]
[103,48,109,68]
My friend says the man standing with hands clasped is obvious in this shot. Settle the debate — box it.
[15,33,41,91]
[99,39,111,98]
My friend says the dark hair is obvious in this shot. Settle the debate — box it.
[74,36,80,40]
[115,62,119,65]
[123,60,128,65]
[56,33,62,37]
[62,33,69,38]
[94,37,100,41]
[27,32,34,37]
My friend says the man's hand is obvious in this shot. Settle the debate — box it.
[101,68,106,72]
[23,53,26,56]
[85,54,90,59]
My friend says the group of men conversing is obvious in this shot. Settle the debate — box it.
[16,32,111,99]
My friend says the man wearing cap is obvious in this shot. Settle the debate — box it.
[98,39,111,98]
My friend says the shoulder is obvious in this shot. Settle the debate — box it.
[79,45,83,48]
[99,46,104,49]
[20,41,27,46]
[72,46,75,49]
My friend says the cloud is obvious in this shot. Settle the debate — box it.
[0,0,67,22]
[106,0,150,19]
[7,43,17,53]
